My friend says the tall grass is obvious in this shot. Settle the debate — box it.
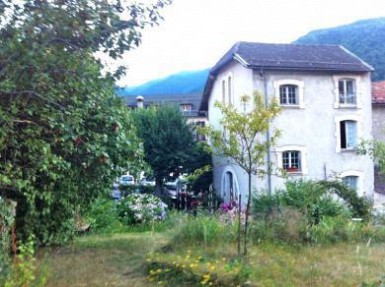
[169,212,238,247]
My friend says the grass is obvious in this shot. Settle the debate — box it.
[37,233,167,287]
[35,231,385,286]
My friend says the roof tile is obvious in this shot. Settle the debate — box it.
[372,81,385,104]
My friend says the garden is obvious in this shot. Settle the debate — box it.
[3,179,385,286]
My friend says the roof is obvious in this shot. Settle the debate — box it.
[200,41,374,111]
[123,93,206,117]
[372,81,385,105]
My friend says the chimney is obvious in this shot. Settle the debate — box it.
[136,95,144,108]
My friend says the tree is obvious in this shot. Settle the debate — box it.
[203,93,280,255]
[0,0,170,244]
[132,105,199,190]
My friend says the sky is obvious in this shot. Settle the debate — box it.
[117,0,385,87]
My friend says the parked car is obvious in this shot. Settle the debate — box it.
[140,177,156,186]
[165,177,187,199]
[119,175,135,186]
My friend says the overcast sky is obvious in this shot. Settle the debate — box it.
[117,0,385,87]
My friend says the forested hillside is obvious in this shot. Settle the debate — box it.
[295,17,385,81]
[117,69,209,96]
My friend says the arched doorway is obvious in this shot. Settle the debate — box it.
[221,169,239,204]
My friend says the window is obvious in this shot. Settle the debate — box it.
[339,79,356,104]
[342,175,358,190]
[275,145,308,175]
[222,80,226,103]
[280,85,298,105]
[274,80,305,108]
[282,151,301,172]
[228,76,232,105]
[333,75,361,109]
[340,120,357,150]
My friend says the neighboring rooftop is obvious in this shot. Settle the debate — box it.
[122,93,205,117]
[372,81,385,105]
[201,42,374,111]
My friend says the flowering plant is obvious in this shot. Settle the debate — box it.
[116,194,167,225]
[219,200,246,225]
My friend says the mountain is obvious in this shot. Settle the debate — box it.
[118,18,385,95]
[294,17,385,81]
[117,69,210,96]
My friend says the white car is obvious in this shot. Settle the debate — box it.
[140,177,156,186]
[119,175,135,186]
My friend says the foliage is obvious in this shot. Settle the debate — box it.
[146,250,249,286]
[0,198,16,277]
[295,17,385,81]
[85,198,125,234]
[359,139,385,173]
[202,92,280,255]
[132,105,201,189]
[0,0,170,244]
[252,179,373,244]
[116,194,167,225]
[251,207,307,244]
[3,235,47,287]
[169,213,238,247]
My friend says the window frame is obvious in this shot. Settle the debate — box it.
[275,145,308,175]
[282,150,302,173]
[335,115,361,153]
[339,170,364,196]
[274,79,305,108]
[333,75,362,109]
[338,78,356,105]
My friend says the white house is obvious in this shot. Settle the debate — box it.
[200,42,374,204]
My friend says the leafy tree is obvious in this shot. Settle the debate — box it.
[0,0,170,244]
[203,93,280,255]
[132,105,200,190]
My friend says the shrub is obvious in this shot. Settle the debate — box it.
[116,194,167,225]
[0,199,16,283]
[251,207,307,244]
[86,197,124,234]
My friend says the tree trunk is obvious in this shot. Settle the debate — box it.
[243,172,252,255]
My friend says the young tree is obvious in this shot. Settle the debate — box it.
[0,0,170,244]
[203,93,280,255]
[132,105,199,190]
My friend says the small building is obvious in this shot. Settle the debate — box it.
[123,93,207,141]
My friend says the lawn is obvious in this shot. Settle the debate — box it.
[37,231,385,287]
[38,233,166,287]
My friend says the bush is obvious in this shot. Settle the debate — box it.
[251,180,371,244]
[116,194,167,225]
[251,207,307,244]
[86,197,124,234]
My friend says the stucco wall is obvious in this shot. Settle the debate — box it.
[372,105,385,142]
[209,62,374,202]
